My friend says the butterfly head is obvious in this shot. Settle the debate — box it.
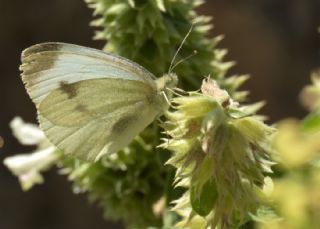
[156,73,178,92]
[155,73,178,111]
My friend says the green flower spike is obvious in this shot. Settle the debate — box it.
[162,78,275,228]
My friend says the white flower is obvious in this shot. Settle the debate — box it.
[3,117,59,191]
[10,117,45,145]
[4,146,57,190]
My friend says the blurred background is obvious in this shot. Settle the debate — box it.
[0,0,320,228]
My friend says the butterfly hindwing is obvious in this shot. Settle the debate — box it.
[38,79,159,161]
[39,78,156,126]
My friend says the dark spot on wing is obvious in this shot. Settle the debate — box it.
[21,43,63,78]
[146,93,156,104]
[74,103,97,118]
[60,81,77,98]
[112,115,136,133]
[75,104,88,112]
[22,43,63,57]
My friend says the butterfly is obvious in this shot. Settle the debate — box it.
[20,42,178,161]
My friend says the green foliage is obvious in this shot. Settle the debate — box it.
[254,72,320,229]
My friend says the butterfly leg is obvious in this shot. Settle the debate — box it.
[160,91,171,106]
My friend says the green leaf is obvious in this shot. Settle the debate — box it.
[190,179,218,217]
[301,112,320,133]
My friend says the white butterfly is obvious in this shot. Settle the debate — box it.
[21,43,178,161]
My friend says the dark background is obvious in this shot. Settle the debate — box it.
[0,0,320,228]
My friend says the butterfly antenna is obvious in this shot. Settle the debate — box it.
[170,50,197,72]
[168,24,194,73]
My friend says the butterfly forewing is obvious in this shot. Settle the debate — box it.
[21,42,157,104]
[21,42,162,161]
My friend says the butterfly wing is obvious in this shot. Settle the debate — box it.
[21,42,161,161]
